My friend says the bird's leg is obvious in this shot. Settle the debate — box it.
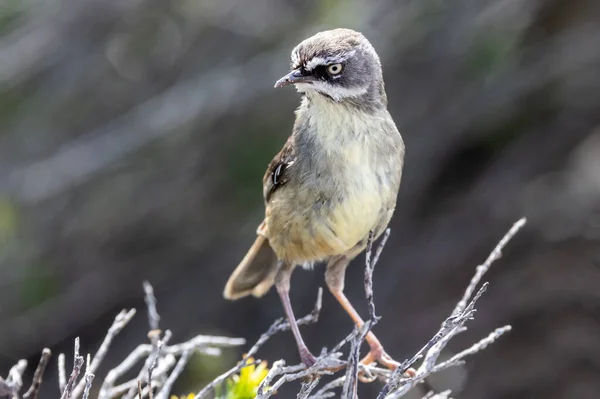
[275,261,317,367]
[325,256,401,371]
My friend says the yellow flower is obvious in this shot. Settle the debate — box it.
[224,357,270,399]
[172,357,271,399]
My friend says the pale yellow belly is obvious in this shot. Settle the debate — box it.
[265,187,389,264]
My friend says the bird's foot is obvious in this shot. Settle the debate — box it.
[300,348,317,368]
[359,346,416,379]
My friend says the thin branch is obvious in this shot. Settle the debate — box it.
[422,390,453,399]
[71,309,136,399]
[0,378,9,398]
[58,354,66,394]
[155,350,192,399]
[297,377,321,399]
[342,229,388,398]
[452,218,526,317]
[100,282,244,399]
[195,288,323,399]
[22,348,51,399]
[1,359,28,398]
[433,326,512,372]
[81,374,95,399]
[255,359,339,399]
[60,355,84,399]
[377,283,488,399]
[143,281,161,332]
[121,330,173,399]
[377,219,526,398]
[147,338,164,399]
[308,376,346,399]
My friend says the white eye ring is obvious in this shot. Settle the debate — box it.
[327,63,343,75]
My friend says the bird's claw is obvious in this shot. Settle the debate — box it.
[359,348,416,378]
[300,349,317,368]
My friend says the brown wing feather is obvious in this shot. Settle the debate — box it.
[263,137,295,203]
[223,232,280,300]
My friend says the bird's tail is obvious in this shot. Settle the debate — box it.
[223,233,279,300]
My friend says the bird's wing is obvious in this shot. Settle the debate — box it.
[262,136,296,203]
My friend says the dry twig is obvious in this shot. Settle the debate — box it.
[377,218,526,398]
[195,288,324,399]
[70,309,136,399]
[98,282,244,399]
[0,219,525,399]
[23,349,51,399]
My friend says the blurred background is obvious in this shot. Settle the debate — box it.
[1,0,600,397]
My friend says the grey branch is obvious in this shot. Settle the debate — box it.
[452,218,527,317]
[195,288,324,399]
[422,390,453,399]
[0,219,526,399]
[58,354,66,394]
[342,229,389,398]
[81,374,95,399]
[97,282,244,399]
[253,229,392,399]
[0,359,27,399]
[377,218,526,398]
[71,309,136,399]
[155,350,192,399]
[120,330,173,399]
[60,352,84,399]
[309,376,347,399]
[143,281,161,334]
[23,348,52,399]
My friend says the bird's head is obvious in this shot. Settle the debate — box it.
[274,28,386,109]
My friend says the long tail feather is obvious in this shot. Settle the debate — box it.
[223,234,279,300]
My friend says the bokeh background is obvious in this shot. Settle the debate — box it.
[1,0,600,398]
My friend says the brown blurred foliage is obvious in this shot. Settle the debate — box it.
[1,0,599,398]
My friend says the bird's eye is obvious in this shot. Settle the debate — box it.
[326,63,343,75]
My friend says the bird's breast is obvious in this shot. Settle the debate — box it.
[266,118,402,264]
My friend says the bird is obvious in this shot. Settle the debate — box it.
[223,28,405,370]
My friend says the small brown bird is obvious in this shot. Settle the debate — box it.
[224,28,405,369]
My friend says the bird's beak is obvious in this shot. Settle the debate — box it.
[274,69,315,88]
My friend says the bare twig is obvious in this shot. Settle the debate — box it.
[23,348,52,399]
[255,357,341,399]
[196,289,323,399]
[1,218,525,399]
[422,390,453,399]
[71,309,136,399]
[155,350,192,399]
[143,281,161,332]
[1,359,28,398]
[308,376,346,399]
[60,355,84,399]
[342,229,388,398]
[58,354,66,394]
[297,377,322,399]
[452,218,527,317]
[147,338,164,399]
[100,283,244,399]
[120,330,173,399]
[81,374,95,399]
[0,378,10,397]
[342,323,372,399]
[74,337,80,363]
[377,219,526,399]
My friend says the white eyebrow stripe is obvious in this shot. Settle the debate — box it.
[304,50,356,71]
[291,50,301,68]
